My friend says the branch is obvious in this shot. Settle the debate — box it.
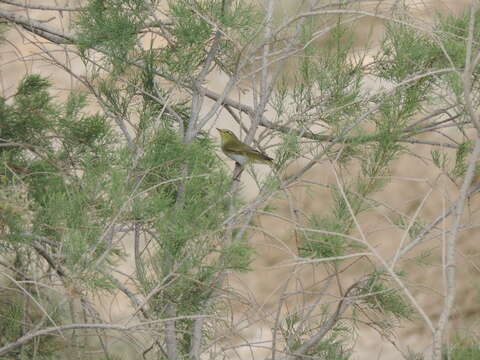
[0,315,213,357]
[30,240,67,277]
[330,161,435,332]
[22,233,67,278]
[0,323,135,357]
[0,0,83,11]
[0,9,73,43]
[204,87,459,149]
[165,303,179,360]
[397,181,480,259]
[431,137,480,359]
[431,6,480,356]
[398,137,458,149]
[286,281,361,359]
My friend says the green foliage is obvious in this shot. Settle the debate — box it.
[59,93,112,154]
[138,53,192,133]
[359,271,414,320]
[392,214,425,241]
[76,0,148,71]
[0,22,7,40]
[1,74,118,282]
[78,1,262,344]
[376,8,480,112]
[0,68,250,356]
[0,301,23,341]
[299,212,355,260]
[433,9,480,70]
[431,140,474,183]
[292,22,364,136]
[452,141,473,179]
[378,87,426,127]
[169,1,213,45]
[308,335,352,360]
[221,237,253,271]
[282,310,352,359]
[299,146,397,261]
[413,250,434,267]
[0,287,65,359]
[138,129,230,227]
[0,177,31,237]
[444,338,480,360]
[431,148,448,170]
[0,74,55,152]
[161,0,260,77]
[314,25,363,124]
[134,127,250,313]
[376,22,436,82]
[299,16,318,85]
[406,349,425,360]
[275,131,301,167]
[359,138,398,192]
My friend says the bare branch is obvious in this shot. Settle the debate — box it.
[431,137,480,359]
[0,323,140,357]
[0,0,83,11]
[0,9,73,44]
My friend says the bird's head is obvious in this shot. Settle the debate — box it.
[216,128,238,142]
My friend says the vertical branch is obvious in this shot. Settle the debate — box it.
[134,221,145,285]
[462,2,480,134]
[185,17,225,142]
[168,10,228,354]
[190,315,204,360]
[271,273,293,360]
[432,5,480,358]
[431,137,480,360]
[187,3,233,359]
[245,0,274,144]
[165,303,179,360]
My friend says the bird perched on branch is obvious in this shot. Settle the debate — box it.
[216,128,273,166]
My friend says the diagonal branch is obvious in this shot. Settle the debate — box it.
[285,280,362,360]
[0,9,74,44]
[0,323,140,357]
[0,0,83,11]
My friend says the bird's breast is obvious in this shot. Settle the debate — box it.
[226,152,248,165]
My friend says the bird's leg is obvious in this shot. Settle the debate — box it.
[233,163,244,181]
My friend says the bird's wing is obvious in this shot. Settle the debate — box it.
[224,140,272,163]
[239,144,272,162]
[223,140,255,153]
[252,150,273,163]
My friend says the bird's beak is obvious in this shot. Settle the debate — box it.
[216,128,222,133]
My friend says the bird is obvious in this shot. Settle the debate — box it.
[216,128,273,166]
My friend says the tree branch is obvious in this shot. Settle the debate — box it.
[0,9,73,44]
[0,0,83,11]
[0,323,137,357]
[431,136,480,359]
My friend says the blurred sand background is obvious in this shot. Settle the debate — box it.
[1,0,479,359]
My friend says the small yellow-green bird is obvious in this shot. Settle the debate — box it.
[217,128,273,166]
